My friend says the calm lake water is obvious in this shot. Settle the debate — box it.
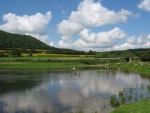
[0,70,150,113]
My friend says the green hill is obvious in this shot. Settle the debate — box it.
[0,30,54,50]
[0,30,86,54]
[95,49,149,58]
[95,48,150,61]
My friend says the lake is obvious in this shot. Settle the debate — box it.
[0,70,150,113]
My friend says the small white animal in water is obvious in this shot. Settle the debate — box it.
[73,67,75,70]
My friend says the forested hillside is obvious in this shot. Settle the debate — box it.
[0,30,87,54]
[95,49,150,61]
[0,30,53,49]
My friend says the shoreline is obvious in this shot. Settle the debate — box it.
[111,99,150,113]
[0,60,149,76]
[0,58,150,113]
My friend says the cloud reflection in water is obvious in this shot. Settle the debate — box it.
[0,70,149,113]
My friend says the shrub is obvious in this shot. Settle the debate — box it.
[110,95,120,107]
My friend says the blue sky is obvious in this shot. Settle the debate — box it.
[0,0,150,51]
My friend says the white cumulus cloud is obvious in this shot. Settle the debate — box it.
[57,0,136,51]
[58,20,83,36]
[0,12,52,43]
[111,34,150,51]
[49,41,56,47]
[78,27,127,48]
[127,34,150,45]
[58,0,133,37]
[26,33,49,44]
[58,29,150,52]
[138,0,150,12]
[58,27,127,51]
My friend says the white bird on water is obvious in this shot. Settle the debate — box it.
[73,67,75,70]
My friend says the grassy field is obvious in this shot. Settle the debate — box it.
[0,56,104,70]
[108,62,150,76]
[0,54,94,60]
[0,62,96,70]
[0,56,150,75]
[111,99,150,113]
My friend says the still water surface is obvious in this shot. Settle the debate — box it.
[0,70,150,113]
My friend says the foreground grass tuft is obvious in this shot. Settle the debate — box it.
[111,99,150,113]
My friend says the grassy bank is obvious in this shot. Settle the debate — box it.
[0,56,116,70]
[111,99,150,113]
[0,57,150,76]
[0,59,104,70]
[0,62,80,70]
[109,62,150,76]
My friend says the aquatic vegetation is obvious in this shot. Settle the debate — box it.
[76,110,98,113]
[121,96,126,104]
[110,84,150,108]
[110,95,120,107]
[148,85,150,91]
[128,95,132,101]
[140,83,145,90]
[119,91,124,97]
[76,110,84,113]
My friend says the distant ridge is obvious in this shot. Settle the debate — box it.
[0,30,53,49]
[0,30,88,54]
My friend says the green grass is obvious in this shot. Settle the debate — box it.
[0,57,150,76]
[0,56,109,70]
[0,62,87,70]
[0,56,95,62]
[109,62,150,76]
[111,99,150,113]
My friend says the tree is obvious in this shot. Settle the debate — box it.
[28,49,33,56]
[9,48,21,57]
[0,52,5,57]
[88,50,95,55]
[140,50,150,61]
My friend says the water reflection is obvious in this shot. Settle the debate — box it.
[0,70,149,113]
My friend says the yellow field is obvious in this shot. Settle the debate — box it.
[32,53,94,57]
[0,49,94,58]
[0,50,9,52]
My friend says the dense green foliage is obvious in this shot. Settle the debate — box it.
[9,48,22,57]
[95,49,150,59]
[0,30,52,49]
[140,50,150,61]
